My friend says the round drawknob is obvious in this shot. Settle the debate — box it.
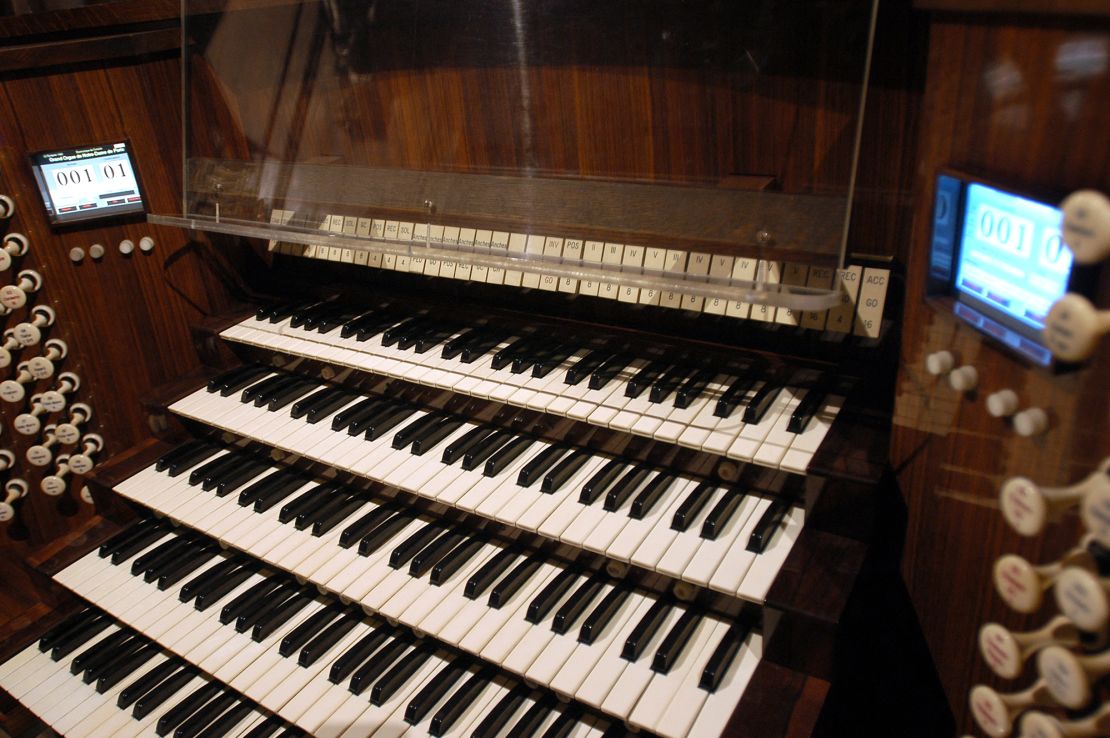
[948,365,979,391]
[1036,645,1110,709]
[40,372,80,413]
[925,350,955,375]
[986,389,1020,418]
[1000,468,1110,537]
[979,616,1080,679]
[970,682,1054,738]
[119,239,134,255]
[0,449,14,472]
[1014,408,1050,437]
[68,433,103,475]
[139,236,155,253]
[1044,293,1110,362]
[993,547,1095,614]
[1061,189,1110,265]
[89,243,105,260]
[54,403,91,445]
[14,305,56,347]
[1055,567,1110,632]
[0,232,29,271]
[41,455,69,497]
[1019,707,1110,738]
[80,486,94,505]
[0,269,42,309]
[0,478,27,521]
[26,425,56,467]
[0,195,14,219]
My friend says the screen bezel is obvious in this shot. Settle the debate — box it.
[28,140,148,226]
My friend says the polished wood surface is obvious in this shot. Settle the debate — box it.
[891,13,1110,733]
[914,0,1110,17]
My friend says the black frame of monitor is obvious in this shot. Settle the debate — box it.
[927,169,1095,367]
[27,139,147,227]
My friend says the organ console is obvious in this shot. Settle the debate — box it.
[0,1,1107,738]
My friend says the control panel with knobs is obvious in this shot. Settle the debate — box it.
[0,232,29,271]
[25,424,57,466]
[53,403,91,445]
[0,475,24,522]
[970,681,1056,738]
[0,361,34,403]
[13,394,47,436]
[1000,460,1110,537]
[992,541,1099,613]
[38,371,80,413]
[12,305,55,347]
[25,338,66,381]
[66,433,102,475]
[40,454,70,497]
[0,268,42,310]
[979,616,1081,680]
[1018,702,1110,738]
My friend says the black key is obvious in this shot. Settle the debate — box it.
[625,358,668,398]
[700,619,754,691]
[195,566,255,611]
[133,667,198,720]
[253,591,314,641]
[158,443,219,476]
[146,540,212,584]
[526,568,580,624]
[743,381,784,424]
[404,656,471,724]
[552,573,605,634]
[510,338,551,374]
[701,489,746,540]
[488,556,543,608]
[715,374,760,418]
[82,636,145,683]
[279,483,336,524]
[650,364,693,403]
[460,329,510,364]
[216,367,272,397]
[118,657,184,708]
[241,714,284,738]
[212,459,272,497]
[671,480,718,532]
[531,344,578,378]
[188,453,240,486]
[329,623,394,683]
[483,436,535,476]
[267,379,319,412]
[349,636,411,694]
[347,399,403,436]
[381,317,426,347]
[330,397,384,432]
[300,610,362,667]
[370,644,435,705]
[630,473,676,519]
[311,305,365,334]
[243,473,308,511]
[675,367,716,409]
[415,324,463,354]
[50,616,112,660]
[219,577,283,624]
[280,605,343,657]
[235,581,299,632]
[579,587,631,644]
[603,464,650,512]
[430,537,486,586]
[580,459,626,505]
[540,704,585,738]
[509,692,557,735]
[38,609,99,652]
[289,300,333,328]
[565,349,611,386]
[174,692,240,738]
[207,365,264,393]
[111,525,171,566]
[358,512,417,556]
[295,486,348,530]
[346,310,402,340]
[392,413,445,450]
[395,319,440,350]
[157,545,219,590]
[239,373,289,404]
[389,521,444,569]
[313,494,367,536]
[195,700,257,738]
[179,558,238,602]
[252,375,303,408]
[471,683,529,738]
[589,353,631,390]
[441,425,495,465]
[305,389,361,424]
[491,335,533,371]
[747,497,791,553]
[409,529,467,577]
[622,598,670,661]
[652,610,701,673]
[517,445,568,488]
[256,298,310,322]
[787,384,830,433]
[130,535,190,577]
[461,429,514,471]
[364,405,420,441]
[542,450,591,493]
[339,503,400,548]
[411,418,465,456]
[429,666,497,736]
[440,327,479,360]
[99,518,161,558]
[155,681,222,736]
[465,546,521,600]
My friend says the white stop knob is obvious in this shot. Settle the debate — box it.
[986,389,1019,418]
[69,454,95,474]
[0,502,12,522]
[119,239,134,255]
[13,414,40,436]
[41,476,66,496]
[1055,568,1109,632]
[1061,189,1110,265]
[1014,408,1049,437]
[54,424,80,445]
[0,284,26,309]
[0,348,11,370]
[925,350,955,375]
[80,486,94,504]
[40,391,66,412]
[0,251,10,272]
[139,236,155,253]
[1044,293,1110,362]
[89,243,105,260]
[26,356,54,380]
[948,365,979,392]
[0,380,25,403]
[26,445,52,467]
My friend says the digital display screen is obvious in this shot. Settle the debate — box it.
[29,142,145,225]
[953,183,1072,333]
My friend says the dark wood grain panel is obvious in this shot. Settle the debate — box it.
[891,15,1110,733]
[915,0,1110,17]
